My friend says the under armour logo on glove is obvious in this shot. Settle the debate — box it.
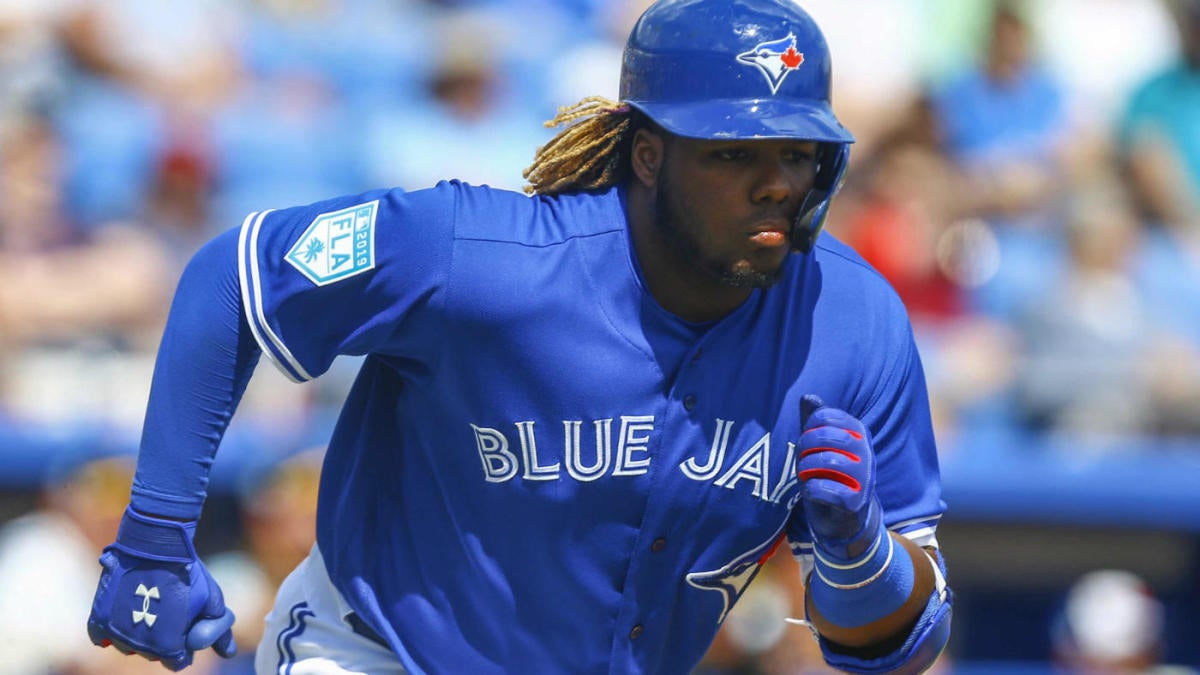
[132,584,160,627]
[88,507,237,670]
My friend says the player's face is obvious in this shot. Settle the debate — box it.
[654,136,818,288]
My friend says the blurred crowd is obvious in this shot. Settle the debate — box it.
[0,0,1198,672]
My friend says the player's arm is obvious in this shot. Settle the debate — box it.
[88,227,259,670]
[88,187,454,670]
[795,395,951,675]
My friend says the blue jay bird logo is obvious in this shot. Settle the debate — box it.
[737,33,805,95]
[686,527,787,623]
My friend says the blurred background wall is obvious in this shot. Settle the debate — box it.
[0,0,1197,673]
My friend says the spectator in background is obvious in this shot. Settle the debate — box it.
[209,65,367,231]
[832,96,968,327]
[0,110,75,253]
[1012,177,1149,438]
[1118,0,1200,356]
[239,0,430,108]
[142,142,220,264]
[1032,0,1178,145]
[1012,173,1200,440]
[539,0,652,108]
[237,448,323,606]
[0,112,171,352]
[362,8,552,192]
[930,0,1069,224]
[929,0,1074,322]
[0,0,72,142]
[222,0,432,227]
[0,111,171,440]
[53,0,241,226]
[1051,569,1197,675]
[57,0,240,113]
[1119,0,1200,234]
[207,447,324,675]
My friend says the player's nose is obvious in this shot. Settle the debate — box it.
[750,156,797,205]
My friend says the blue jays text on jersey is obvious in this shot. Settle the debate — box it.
[469,414,803,505]
[208,181,943,674]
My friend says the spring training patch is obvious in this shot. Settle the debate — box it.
[286,201,378,286]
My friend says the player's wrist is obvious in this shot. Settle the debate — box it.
[811,516,891,591]
[809,495,883,564]
[129,490,205,522]
[808,546,952,674]
[110,506,199,563]
[806,529,917,630]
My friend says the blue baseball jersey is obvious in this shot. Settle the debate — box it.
[236,181,944,674]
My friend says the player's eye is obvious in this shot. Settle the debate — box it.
[784,148,817,164]
[712,148,750,161]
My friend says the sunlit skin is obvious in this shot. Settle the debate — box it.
[625,130,818,323]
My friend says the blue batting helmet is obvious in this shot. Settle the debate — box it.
[620,0,854,252]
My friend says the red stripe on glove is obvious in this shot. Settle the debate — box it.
[802,425,863,440]
[798,468,862,492]
[799,446,861,462]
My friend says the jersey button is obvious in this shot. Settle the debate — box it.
[650,537,667,552]
[629,624,644,640]
[683,394,697,411]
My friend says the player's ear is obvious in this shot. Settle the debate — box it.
[631,128,664,188]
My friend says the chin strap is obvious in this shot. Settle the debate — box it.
[791,186,829,253]
[790,144,850,254]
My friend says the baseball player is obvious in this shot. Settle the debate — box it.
[86,0,952,673]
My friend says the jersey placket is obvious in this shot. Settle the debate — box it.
[605,332,724,673]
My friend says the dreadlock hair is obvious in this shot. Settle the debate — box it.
[523,96,638,196]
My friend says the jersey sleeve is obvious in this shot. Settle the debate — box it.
[237,182,458,381]
[855,324,944,546]
[130,229,263,520]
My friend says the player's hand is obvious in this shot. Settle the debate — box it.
[87,507,237,671]
[797,394,882,561]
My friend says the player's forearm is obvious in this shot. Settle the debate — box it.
[129,227,261,520]
[802,532,952,674]
[804,534,937,649]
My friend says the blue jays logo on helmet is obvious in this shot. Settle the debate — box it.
[686,527,787,623]
[737,33,805,95]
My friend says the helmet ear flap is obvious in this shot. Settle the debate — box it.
[790,144,849,254]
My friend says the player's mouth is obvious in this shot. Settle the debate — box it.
[748,219,791,247]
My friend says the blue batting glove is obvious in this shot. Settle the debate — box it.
[797,395,883,562]
[87,507,237,671]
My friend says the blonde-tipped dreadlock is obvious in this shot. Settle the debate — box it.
[523,96,634,196]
